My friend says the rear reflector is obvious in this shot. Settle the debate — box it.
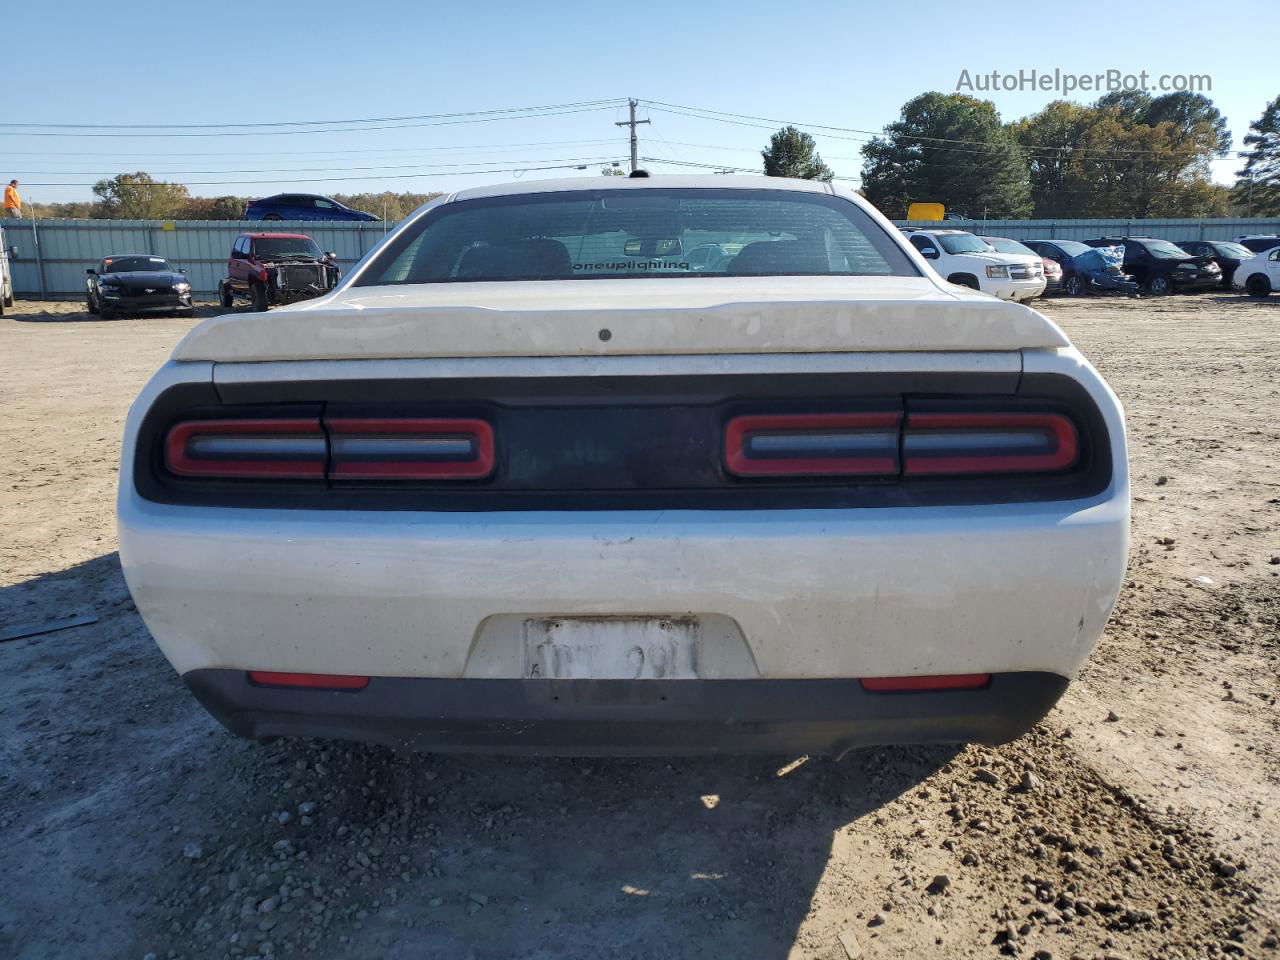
[902,412,1077,476]
[165,419,326,479]
[725,413,901,477]
[327,418,495,480]
[860,674,991,692]
[248,671,370,690]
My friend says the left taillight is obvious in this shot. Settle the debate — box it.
[163,416,496,481]
[164,418,327,479]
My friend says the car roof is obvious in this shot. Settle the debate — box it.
[902,228,971,234]
[239,232,313,240]
[103,252,164,259]
[447,173,836,202]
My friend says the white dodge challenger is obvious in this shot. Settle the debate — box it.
[118,175,1129,755]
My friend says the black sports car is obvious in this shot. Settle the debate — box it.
[86,254,193,319]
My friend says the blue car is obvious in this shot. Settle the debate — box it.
[244,193,380,222]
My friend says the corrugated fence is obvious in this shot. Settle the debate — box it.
[3,216,1279,299]
[1,219,392,299]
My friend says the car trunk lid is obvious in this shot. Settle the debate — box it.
[172,275,1069,363]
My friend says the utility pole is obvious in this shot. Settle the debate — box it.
[615,99,650,173]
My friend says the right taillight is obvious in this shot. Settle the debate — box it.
[902,412,1078,476]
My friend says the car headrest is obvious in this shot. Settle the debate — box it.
[456,238,573,280]
[725,239,830,276]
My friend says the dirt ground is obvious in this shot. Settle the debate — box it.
[1,293,1277,960]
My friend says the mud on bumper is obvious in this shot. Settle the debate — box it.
[185,670,1069,757]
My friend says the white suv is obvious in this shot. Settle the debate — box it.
[904,229,1046,303]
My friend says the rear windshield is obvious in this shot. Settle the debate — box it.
[354,188,918,285]
[254,237,322,259]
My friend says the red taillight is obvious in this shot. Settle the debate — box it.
[164,416,496,482]
[165,419,326,479]
[860,674,991,692]
[248,671,369,690]
[327,418,495,480]
[724,413,901,477]
[902,412,1078,476]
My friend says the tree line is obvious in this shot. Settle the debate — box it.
[26,180,441,223]
[762,91,1280,219]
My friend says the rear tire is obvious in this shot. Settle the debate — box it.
[251,283,269,312]
[219,282,234,310]
[1245,275,1272,298]
[1145,274,1172,296]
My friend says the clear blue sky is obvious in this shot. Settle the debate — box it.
[3,0,1274,204]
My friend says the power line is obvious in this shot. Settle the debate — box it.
[0,98,627,131]
[644,99,1246,160]
[0,138,629,159]
[22,159,626,188]
[7,154,628,178]
[0,104,623,139]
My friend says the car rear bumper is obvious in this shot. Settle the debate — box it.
[186,669,1070,756]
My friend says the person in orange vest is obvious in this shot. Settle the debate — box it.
[3,180,20,218]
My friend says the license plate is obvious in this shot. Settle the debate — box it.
[523,617,699,679]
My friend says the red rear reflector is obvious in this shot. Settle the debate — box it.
[165,419,326,479]
[860,674,991,692]
[248,671,370,690]
[327,418,495,480]
[725,412,901,477]
[902,412,1077,476]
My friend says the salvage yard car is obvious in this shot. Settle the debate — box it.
[118,176,1129,756]
[86,254,193,319]
[218,232,340,312]
[245,193,380,222]
[1082,236,1220,295]
[901,228,1046,302]
[1232,246,1280,297]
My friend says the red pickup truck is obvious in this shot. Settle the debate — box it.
[218,232,340,311]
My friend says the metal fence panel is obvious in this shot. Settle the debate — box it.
[1,219,392,298]
[895,218,1280,242]
[3,216,1278,299]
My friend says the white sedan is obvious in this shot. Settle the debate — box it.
[1233,246,1280,297]
[118,175,1129,756]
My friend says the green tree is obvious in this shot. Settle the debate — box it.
[761,126,833,181]
[1232,95,1280,216]
[860,93,1031,218]
[1096,91,1230,155]
[331,191,442,223]
[91,172,191,219]
[181,195,247,220]
[1010,100,1096,218]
